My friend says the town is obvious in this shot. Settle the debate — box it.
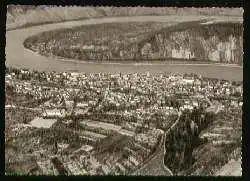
[5,67,243,175]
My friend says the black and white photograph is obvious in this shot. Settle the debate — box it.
[5,6,243,176]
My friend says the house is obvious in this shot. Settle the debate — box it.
[128,156,139,166]
[122,160,134,170]
[182,79,194,85]
[231,100,239,108]
[76,102,88,108]
[65,100,74,108]
[81,145,94,152]
[116,162,126,173]
[5,74,12,79]
[239,101,243,107]
[88,100,96,106]
[57,143,69,150]
[135,133,149,145]
[88,156,101,170]
[42,109,65,118]
[62,119,73,125]
[100,165,111,175]
[75,108,86,116]
[73,145,93,155]
[193,100,199,107]
[66,162,82,175]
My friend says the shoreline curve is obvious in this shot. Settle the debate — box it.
[6,16,243,81]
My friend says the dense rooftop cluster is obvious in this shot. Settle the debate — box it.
[5,67,242,175]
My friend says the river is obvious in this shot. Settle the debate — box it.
[6,16,243,81]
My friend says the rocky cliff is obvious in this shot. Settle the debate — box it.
[133,22,243,64]
[24,20,243,65]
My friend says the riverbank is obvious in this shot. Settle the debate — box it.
[6,16,243,81]
[23,20,242,65]
[23,49,242,68]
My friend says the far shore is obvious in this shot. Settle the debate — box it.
[26,49,242,69]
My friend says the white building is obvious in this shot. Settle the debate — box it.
[76,102,88,108]
[101,165,111,175]
[128,156,139,166]
[182,79,194,85]
[73,145,93,154]
[42,109,66,118]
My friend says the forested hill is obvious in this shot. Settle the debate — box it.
[24,21,243,65]
[132,22,243,64]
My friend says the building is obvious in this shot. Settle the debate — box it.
[128,156,139,166]
[42,109,66,118]
[30,117,57,128]
[76,102,88,108]
[99,165,111,175]
[116,162,126,173]
[73,145,94,154]
[182,78,194,85]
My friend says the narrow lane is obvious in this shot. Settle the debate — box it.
[132,111,181,176]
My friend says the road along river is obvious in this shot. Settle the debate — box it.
[6,16,242,81]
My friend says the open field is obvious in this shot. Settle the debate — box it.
[30,117,57,128]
